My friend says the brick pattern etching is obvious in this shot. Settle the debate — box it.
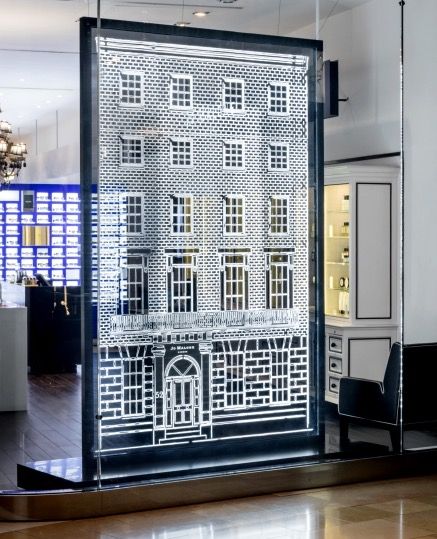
[96,36,312,453]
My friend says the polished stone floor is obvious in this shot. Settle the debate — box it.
[3,474,437,537]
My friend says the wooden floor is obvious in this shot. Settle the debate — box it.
[1,371,437,491]
[0,372,81,490]
[3,474,437,537]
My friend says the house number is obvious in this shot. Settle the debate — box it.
[155,391,164,399]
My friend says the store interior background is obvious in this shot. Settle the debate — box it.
[0,0,436,492]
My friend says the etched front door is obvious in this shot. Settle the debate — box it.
[165,356,200,429]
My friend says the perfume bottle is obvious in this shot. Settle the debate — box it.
[341,222,349,236]
[341,247,349,262]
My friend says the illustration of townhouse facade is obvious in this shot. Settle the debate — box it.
[97,35,312,453]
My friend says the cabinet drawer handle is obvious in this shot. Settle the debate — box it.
[331,362,337,369]
[331,382,337,389]
[331,342,337,348]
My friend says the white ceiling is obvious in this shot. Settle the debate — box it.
[0,0,373,137]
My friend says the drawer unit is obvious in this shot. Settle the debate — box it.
[328,356,342,374]
[328,376,340,394]
[328,336,342,354]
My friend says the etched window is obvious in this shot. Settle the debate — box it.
[167,254,197,313]
[270,196,289,235]
[120,193,143,236]
[223,140,245,170]
[223,195,245,235]
[171,195,193,235]
[266,253,293,309]
[119,70,144,107]
[170,138,193,168]
[221,254,249,311]
[122,357,144,417]
[271,351,290,404]
[120,136,144,167]
[269,143,289,171]
[170,74,193,110]
[268,82,289,115]
[121,255,148,314]
[225,352,245,408]
[223,78,244,112]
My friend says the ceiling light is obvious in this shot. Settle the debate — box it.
[175,21,191,27]
[217,0,238,3]
[193,10,209,17]
[57,94,63,98]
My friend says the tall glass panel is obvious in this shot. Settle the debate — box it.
[401,1,437,452]
[88,5,324,484]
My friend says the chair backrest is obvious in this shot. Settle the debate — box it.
[383,342,401,417]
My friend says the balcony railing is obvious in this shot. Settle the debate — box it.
[110,309,300,335]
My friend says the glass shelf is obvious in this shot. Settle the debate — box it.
[324,183,350,318]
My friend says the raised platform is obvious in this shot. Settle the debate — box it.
[17,438,389,491]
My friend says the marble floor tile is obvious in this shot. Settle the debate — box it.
[3,475,437,538]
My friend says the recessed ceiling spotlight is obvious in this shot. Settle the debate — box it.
[57,94,63,98]
[175,21,191,27]
[19,78,25,82]
[45,100,52,104]
[193,10,210,17]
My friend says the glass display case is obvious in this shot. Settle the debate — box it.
[324,183,350,318]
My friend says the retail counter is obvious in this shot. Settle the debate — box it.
[0,302,28,411]
[1,281,81,374]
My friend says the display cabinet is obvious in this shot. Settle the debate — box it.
[324,165,399,404]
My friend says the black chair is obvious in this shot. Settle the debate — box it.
[338,342,401,452]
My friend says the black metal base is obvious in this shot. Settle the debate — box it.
[17,437,390,491]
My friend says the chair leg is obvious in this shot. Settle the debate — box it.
[339,416,349,448]
[389,425,401,453]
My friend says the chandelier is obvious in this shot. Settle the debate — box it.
[0,105,27,188]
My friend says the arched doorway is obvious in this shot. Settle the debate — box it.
[165,355,200,429]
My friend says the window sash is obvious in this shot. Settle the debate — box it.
[168,255,197,313]
[268,82,289,116]
[170,74,193,110]
[270,196,289,235]
[223,195,245,235]
[171,195,193,235]
[122,358,145,417]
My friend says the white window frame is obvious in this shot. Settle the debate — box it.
[122,356,145,418]
[167,254,197,313]
[268,81,290,116]
[222,78,245,113]
[224,352,246,409]
[270,350,291,406]
[169,74,193,111]
[268,143,289,172]
[120,193,144,236]
[223,140,245,170]
[266,253,293,310]
[119,69,144,108]
[169,137,193,169]
[120,255,148,315]
[170,194,194,236]
[119,135,144,167]
[269,195,290,236]
[223,195,245,236]
[220,252,249,311]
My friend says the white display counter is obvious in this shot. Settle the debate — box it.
[0,302,28,411]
